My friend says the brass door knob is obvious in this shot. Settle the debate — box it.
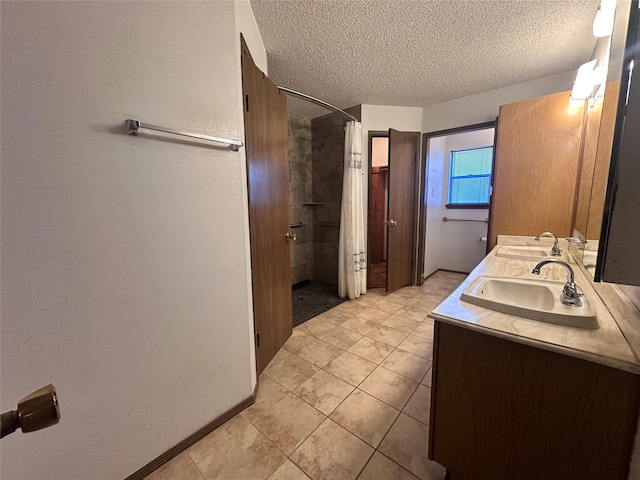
[286,232,297,241]
[387,219,398,227]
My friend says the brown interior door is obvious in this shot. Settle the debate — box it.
[369,167,387,264]
[241,37,292,375]
[386,129,419,293]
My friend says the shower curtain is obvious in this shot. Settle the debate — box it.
[338,121,367,299]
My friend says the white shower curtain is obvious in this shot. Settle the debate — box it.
[338,121,367,299]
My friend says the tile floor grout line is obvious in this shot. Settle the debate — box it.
[261,454,288,480]
[327,388,402,451]
[357,360,420,412]
[374,448,424,480]
[286,446,317,479]
[186,452,207,480]
[246,391,330,468]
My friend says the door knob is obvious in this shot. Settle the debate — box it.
[387,219,398,227]
[1,384,60,438]
[286,233,297,241]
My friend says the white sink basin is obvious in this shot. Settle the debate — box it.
[495,245,564,261]
[460,276,598,329]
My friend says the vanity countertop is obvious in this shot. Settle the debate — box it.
[430,236,640,374]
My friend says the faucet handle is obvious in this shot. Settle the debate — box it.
[561,282,583,307]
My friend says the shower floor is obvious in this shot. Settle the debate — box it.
[291,281,347,327]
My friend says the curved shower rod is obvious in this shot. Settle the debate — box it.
[277,86,358,122]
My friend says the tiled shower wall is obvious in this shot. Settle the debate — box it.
[311,106,362,285]
[288,114,313,285]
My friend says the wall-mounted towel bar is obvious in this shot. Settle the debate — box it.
[442,217,488,223]
[126,119,244,151]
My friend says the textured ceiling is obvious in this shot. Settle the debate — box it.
[250,0,599,118]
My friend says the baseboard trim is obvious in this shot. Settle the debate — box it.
[438,268,468,275]
[424,268,468,282]
[124,384,257,480]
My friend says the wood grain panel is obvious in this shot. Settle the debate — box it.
[586,81,620,239]
[241,37,292,375]
[489,91,584,249]
[369,167,387,264]
[430,322,640,480]
[574,99,601,234]
[387,129,419,292]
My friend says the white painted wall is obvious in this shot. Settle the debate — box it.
[235,0,269,74]
[372,137,389,167]
[424,129,494,276]
[1,2,264,479]
[422,71,576,133]
[361,105,424,166]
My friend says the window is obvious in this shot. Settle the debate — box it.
[447,146,493,207]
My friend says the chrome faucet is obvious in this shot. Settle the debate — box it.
[532,259,583,307]
[535,231,561,256]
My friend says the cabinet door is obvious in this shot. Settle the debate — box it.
[489,90,584,249]
[430,322,640,480]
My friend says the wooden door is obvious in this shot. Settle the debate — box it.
[386,129,419,293]
[241,38,292,375]
[489,90,585,249]
[369,167,387,264]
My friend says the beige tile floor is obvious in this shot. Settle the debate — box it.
[146,270,466,480]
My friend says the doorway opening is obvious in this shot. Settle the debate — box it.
[368,134,389,288]
[366,129,421,293]
[287,106,361,326]
[417,121,496,284]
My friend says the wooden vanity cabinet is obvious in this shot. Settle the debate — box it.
[429,321,640,480]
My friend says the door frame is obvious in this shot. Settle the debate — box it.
[367,130,422,291]
[417,120,497,285]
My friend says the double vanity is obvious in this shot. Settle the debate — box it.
[427,235,640,480]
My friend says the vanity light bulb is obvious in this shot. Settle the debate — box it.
[570,60,598,104]
[593,0,616,37]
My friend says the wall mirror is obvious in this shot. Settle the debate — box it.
[596,0,640,285]
[572,0,635,281]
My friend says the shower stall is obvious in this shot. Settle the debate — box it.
[284,95,362,325]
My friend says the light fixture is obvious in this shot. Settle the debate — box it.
[570,60,598,106]
[593,0,617,37]
[569,36,612,107]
